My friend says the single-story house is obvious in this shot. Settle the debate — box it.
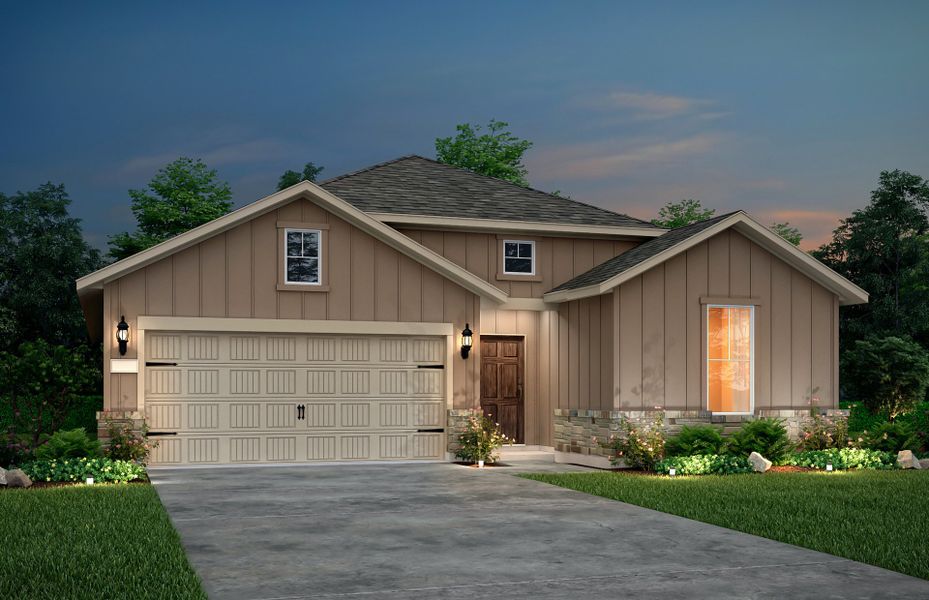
[76,155,867,466]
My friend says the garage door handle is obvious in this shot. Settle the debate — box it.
[145,361,178,367]
[416,365,444,369]
[296,404,305,420]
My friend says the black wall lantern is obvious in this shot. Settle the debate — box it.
[116,316,129,356]
[460,323,473,359]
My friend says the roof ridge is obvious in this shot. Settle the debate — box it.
[318,155,422,186]
[323,154,660,228]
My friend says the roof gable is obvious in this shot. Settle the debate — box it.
[321,155,660,230]
[76,181,509,303]
[543,212,868,306]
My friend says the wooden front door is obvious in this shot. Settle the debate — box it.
[480,337,524,443]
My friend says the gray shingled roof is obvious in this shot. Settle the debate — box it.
[320,155,659,229]
[548,212,741,292]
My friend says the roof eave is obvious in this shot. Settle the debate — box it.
[76,181,510,304]
[542,212,869,306]
[367,212,665,240]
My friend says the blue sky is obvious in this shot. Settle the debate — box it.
[2,1,927,249]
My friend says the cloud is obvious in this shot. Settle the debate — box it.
[529,134,723,180]
[108,138,300,183]
[580,89,723,121]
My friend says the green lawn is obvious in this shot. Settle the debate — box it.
[0,484,205,600]
[522,470,929,581]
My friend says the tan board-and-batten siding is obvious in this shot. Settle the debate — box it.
[606,229,838,411]
[103,198,481,413]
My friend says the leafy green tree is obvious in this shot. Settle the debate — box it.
[0,340,100,449]
[770,222,802,245]
[814,170,929,347]
[0,183,102,349]
[841,336,929,420]
[277,162,325,191]
[652,199,715,228]
[435,120,533,187]
[108,157,232,260]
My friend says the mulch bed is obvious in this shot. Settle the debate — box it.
[768,465,814,473]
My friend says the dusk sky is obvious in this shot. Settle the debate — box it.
[2,1,927,250]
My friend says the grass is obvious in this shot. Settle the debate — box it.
[522,470,929,580]
[0,484,205,600]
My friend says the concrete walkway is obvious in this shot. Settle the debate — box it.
[150,461,929,599]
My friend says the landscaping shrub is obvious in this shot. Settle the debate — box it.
[0,341,100,449]
[455,413,509,464]
[22,457,146,484]
[845,401,929,453]
[784,448,897,470]
[841,336,929,420]
[104,419,157,464]
[0,437,33,469]
[603,411,666,470]
[654,454,753,475]
[726,418,793,463]
[797,414,850,451]
[34,428,101,460]
[860,422,920,453]
[665,424,725,456]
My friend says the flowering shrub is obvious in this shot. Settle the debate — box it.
[22,457,147,484]
[859,422,920,453]
[104,419,157,464]
[456,413,510,463]
[655,454,753,475]
[797,414,850,451]
[784,448,896,470]
[604,410,666,470]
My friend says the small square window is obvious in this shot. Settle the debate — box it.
[285,229,321,284]
[503,240,535,275]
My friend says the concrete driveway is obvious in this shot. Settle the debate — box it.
[150,462,929,600]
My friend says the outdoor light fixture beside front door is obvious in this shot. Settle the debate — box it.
[460,323,473,359]
[116,316,129,355]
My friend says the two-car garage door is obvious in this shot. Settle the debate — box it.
[144,331,447,465]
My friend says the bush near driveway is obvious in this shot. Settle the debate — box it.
[522,470,929,581]
[0,485,205,599]
[22,457,146,484]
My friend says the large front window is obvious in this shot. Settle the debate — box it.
[285,228,321,284]
[707,305,753,414]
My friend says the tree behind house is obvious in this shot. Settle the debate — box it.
[770,222,803,245]
[108,157,232,260]
[277,162,325,191]
[435,119,533,187]
[0,183,102,349]
[814,169,929,349]
[652,199,715,228]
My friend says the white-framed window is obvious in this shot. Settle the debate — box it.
[503,240,535,275]
[706,304,754,414]
[284,228,321,285]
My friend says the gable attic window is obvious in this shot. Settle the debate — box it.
[503,240,535,275]
[285,228,321,284]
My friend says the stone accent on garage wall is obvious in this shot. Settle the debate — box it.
[446,409,477,456]
[553,408,850,459]
[96,410,147,441]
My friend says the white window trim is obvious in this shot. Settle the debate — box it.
[502,239,536,276]
[706,304,755,415]
[284,228,323,286]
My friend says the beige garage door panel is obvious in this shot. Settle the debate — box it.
[145,332,447,465]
